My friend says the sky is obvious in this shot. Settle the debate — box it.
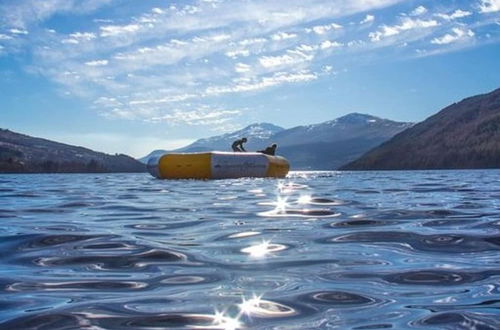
[0,0,499,157]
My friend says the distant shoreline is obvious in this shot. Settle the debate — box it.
[2,168,499,175]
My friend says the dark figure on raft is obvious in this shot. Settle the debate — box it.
[258,143,277,156]
[232,137,247,152]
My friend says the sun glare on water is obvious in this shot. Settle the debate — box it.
[241,240,287,258]
[211,310,242,330]
[297,194,312,204]
[238,294,264,316]
[274,196,288,213]
[241,240,272,258]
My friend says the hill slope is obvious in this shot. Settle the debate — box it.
[341,88,500,170]
[0,129,145,173]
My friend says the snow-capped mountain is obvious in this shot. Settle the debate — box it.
[178,123,284,152]
[271,113,412,147]
[138,123,284,163]
[139,113,413,169]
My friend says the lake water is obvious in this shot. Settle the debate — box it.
[1,170,500,329]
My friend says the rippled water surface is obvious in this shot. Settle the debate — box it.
[1,170,500,329]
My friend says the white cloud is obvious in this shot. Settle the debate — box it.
[154,108,241,126]
[258,48,314,68]
[85,59,109,66]
[410,6,428,16]
[70,32,96,40]
[259,54,303,68]
[322,65,333,73]
[347,39,365,47]
[96,101,244,132]
[61,39,79,45]
[0,0,114,28]
[100,24,141,37]
[239,38,267,46]
[112,34,234,69]
[479,0,500,13]
[320,40,343,49]
[306,22,343,35]
[360,15,375,24]
[128,94,197,106]
[62,32,96,44]
[369,17,439,42]
[9,28,28,35]
[151,8,165,15]
[431,28,475,44]
[0,34,13,40]
[436,9,472,20]
[206,70,318,95]
[235,63,251,73]
[208,34,231,42]
[271,32,297,41]
[295,44,316,52]
[225,49,250,58]
[94,96,121,107]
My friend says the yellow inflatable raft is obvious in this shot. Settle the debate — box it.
[147,151,289,179]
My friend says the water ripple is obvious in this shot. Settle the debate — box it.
[322,231,500,252]
[1,170,500,329]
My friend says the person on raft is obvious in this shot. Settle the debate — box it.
[258,143,277,156]
[231,137,247,152]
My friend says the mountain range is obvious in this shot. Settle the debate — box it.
[140,113,413,169]
[341,88,500,170]
[0,129,145,173]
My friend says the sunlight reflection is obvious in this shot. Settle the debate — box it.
[277,181,296,194]
[211,310,242,330]
[274,196,289,213]
[238,294,297,318]
[238,294,263,316]
[241,240,287,258]
[297,194,312,204]
[228,231,261,239]
[242,240,271,258]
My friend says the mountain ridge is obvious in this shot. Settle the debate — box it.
[0,128,145,173]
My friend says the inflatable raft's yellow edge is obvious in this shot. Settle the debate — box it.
[265,155,289,178]
[159,153,211,179]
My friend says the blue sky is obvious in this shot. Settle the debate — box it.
[1,0,499,157]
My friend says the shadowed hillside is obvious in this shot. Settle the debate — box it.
[0,129,145,173]
[341,88,500,170]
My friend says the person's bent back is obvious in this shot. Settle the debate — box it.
[231,137,247,152]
